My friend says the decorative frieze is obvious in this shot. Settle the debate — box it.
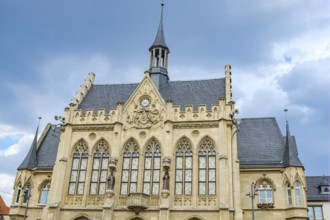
[72,125,114,132]
[65,196,82,206]
[87,195,105,206]
[173,122,219,129]
[174,196,192,206]
[198,196,217,207]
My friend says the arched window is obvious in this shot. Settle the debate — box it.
[15,184,22,203]
[120,138,139,195]
[198,137,216,195]
[90,140,110,195]
[23,183,31,204]
[287,183,292,205]
[143,138,161,195]
[68,140,89,195]
[175,137,192,195]
[295,181,302,205]
[39,183,50,204]
[258,183,273,204]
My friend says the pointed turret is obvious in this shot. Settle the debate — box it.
[282,119,303,167]
[17,118,41,170]
[149,3,170,89]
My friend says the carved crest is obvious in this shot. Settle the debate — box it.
[126,104,163,129]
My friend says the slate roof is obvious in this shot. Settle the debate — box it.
[78,78,226,112]
[150,3,168,50]
[306,176,330,201]
[237,117,304,169]
[17,124,60,170]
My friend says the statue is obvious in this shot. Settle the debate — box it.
[163,171,170,190]
[107,171,115,190]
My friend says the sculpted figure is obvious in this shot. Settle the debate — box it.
[107,171,115,190]
[163,171,170,190]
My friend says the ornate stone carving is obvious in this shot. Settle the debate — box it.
[65,196,82,206]
[174,196,192,206]
[87,195,105,206]
[198,196,217,207]
[126,105,163,129]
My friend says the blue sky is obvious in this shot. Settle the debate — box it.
[0,0,329,205]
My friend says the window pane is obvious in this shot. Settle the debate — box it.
[153,170,160,182]
[92,171,98,182]
[79,171,86,182]
[99,183,106,194]
[90,183,97,194]
[122,170,129,182]
[315,207,322,219]
[121,183,128,195]
[199,183,206,195]
[80,159,87,169]
[154,158,160,169]
[185,183,192,194]
[131,170,138,182]
[176,170,183,181]
[100,171,107,182]
[153,183,159,195]
[199,157,206,168]
[145,158,152,169]
[185,157,192,169]
[123,158,130,169]
[77,183,84,194]
[40,190,48,204]
[70,171,78,181]
[308,207,314,219]
[93,158,100,169]
[209,156,216,168]
[143,183,150,194]
[130,183,137,193]
[102,158,109,169]
[175,183,182,195]
[209,169,216,181]
[267,190,273,203]
[185,170,192,181]
[69,183,75,194]
[259,191,265,203]
[144,170,151,182]
[176,157,182,169]
[209,182,216,195]
[132,158,139,168]
[199,170,206,181]
[72,158,79,169]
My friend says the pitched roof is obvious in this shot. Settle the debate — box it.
[78,78,226,112]
[17,126,38,170]
[237,117,304,169]
[17,124,60,171]
[0,195,9,215]
[306,176,330,201]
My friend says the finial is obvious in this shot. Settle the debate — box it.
[284,108,288,121]
[161,0,164,6]
[37,116,42,127]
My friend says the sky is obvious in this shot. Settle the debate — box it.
[0,0,329,206]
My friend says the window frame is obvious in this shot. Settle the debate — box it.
[308,206,323,220]
[39,183,50,204]
[295,181,302,205]
[258,183,273,204]
[15,183,22,204]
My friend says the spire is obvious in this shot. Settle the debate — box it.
[150,2,169,50]
[282,110,303,167]
[149,2,170,88]
[18,117,41,170]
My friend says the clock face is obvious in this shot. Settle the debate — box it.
[140,97,151,108]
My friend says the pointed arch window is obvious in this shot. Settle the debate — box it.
[68,140,89,195]
[295,181,302,205]
[198,137,216,195]
[143,138,161,195]
[90,140,110,195]
[39,183,50,204]
[120,139,139,195]
[175,138,192,195]
[287,183,292,205]
[15,184,22,203]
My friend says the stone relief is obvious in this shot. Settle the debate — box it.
[126,104,163,129]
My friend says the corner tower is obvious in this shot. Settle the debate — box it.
[149,3,170,89]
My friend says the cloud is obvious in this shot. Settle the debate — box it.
[0,173,15,206]
[0,132,33,157]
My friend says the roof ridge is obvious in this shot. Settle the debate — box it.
[93,83,139,86]
[241,117,276,120]
[168,78,225,83]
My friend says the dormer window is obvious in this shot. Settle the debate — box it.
[320,185,330,194]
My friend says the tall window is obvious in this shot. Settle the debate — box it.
[175,137,192,195]
[198,137,216,195]
[308,206,323,220]
[286,183,292,205]
[39,183,50,204]
[23,183,31,204]
[258,183,273,203]
[121,138,139,195]
[295,181,302,205]
[90,140,109,195]
[143,138,161,195]
[68,140,89,195]
[15,184,22,203]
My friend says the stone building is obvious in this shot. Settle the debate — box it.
[9,4,309,220]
